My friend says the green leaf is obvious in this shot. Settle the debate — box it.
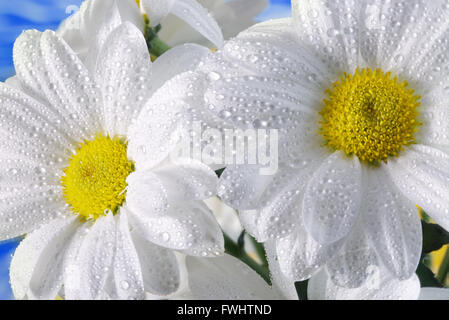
[416,253,444,288]
[223,232,271,285]
[436,249,449,284]
[246,233,269,268]
[421,220,449,254]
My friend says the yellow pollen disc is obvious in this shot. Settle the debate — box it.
[319,68,421,164]
[61,134,134,220]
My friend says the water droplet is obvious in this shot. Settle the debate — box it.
[120,280,130,290]
[161,232,170,242]
[207,72,221,81]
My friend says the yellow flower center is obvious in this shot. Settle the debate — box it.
[61,134,134,220]
[319,68,421,164]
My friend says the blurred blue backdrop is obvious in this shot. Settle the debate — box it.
[0,0,291,299]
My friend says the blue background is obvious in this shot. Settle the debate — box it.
[0,0,291,299]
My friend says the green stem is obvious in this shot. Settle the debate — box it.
[224,233,271,285]
[150,37,171,57]
[436,249,449,285]
[143,19,171,58]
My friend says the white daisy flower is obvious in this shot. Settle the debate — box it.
[4,10,222,299]
[188,0,449,287]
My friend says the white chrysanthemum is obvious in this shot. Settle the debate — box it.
[188,0,449,287]
[3,10,223,299]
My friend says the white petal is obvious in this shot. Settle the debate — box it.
[0,84,78,240]
[10,216,78,300]
[363,167,422,280]
[151,43,211,93]
[419,288,449,300]
[13,30,102,139]
[291,0,362,73]
[113,210,145,300]
[203,68,325,164]
[127,72,209,170]
[276,226,343,281]
[4,76,22,89]
[0,195,68,241]
[169,0,224,48]
[96,22,152,136]
[237,166,311,242]
[151,158,218,202]
[186,254,277,299]
[308,268,421,300]
[218,165,275,211]
[326,224,379,288]
[78,212,116,300]
[204,70,321,118]
[62,222,91,300]
[204,197,243,242]
[141,0,176,26]
[251,163,323,241]
[128,201,224,256]
[116,0,146,31]
[218,17,324,77]
[214,22,330,89]
[291,0,449,85]
[386,145,449,231]
[126,170,169,217]
[242,17,295,37]
[131,228,180,295]
[56,3,87,58]
[127,159,217,218]
[264,241,299,300]
[0,75,73,159]
[58,0,145,64]
[158,0,267,46]
[303,151,362,244]
[360,1,449,84]
[218,150,325,215]
[419,87,449,148]
[82,0,123,72]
